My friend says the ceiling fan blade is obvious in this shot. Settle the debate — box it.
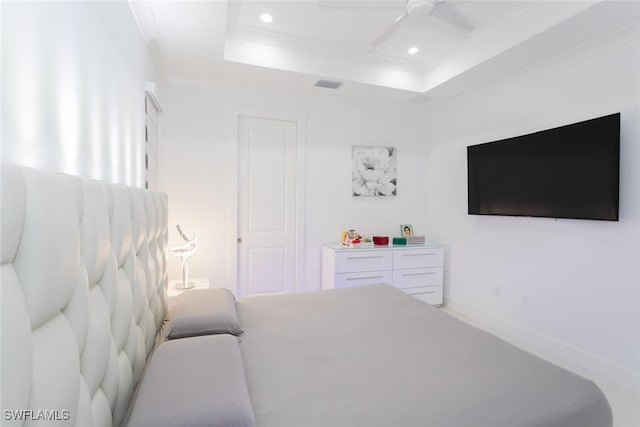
[317,0,403,10]
[431,1,474,34]
[369,11,408,47]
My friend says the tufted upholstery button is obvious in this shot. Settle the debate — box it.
[1,164,168,427]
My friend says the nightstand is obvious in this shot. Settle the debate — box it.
[167,277,210,308]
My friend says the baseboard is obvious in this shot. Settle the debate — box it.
[444,297,640,396]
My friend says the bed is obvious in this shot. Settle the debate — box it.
[1,164,612,427]
[236,284,612,427]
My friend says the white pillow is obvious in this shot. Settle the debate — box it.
[125,334,256,427]
[165,288,243,339]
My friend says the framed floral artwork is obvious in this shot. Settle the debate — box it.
[352,145,397,196]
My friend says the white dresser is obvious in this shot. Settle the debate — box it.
[321,243,444,305]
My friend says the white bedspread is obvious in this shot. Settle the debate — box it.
[236,284,611,427]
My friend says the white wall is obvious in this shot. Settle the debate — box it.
[158,79,430,292]
[1,1,155,186]
[424,27,640,390]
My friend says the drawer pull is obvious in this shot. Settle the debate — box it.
[402,272,436,277]
[346,255,385,260]
[403,253,436,257]
[346,275,385,281]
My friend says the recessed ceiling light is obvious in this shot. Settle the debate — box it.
[408,46,419,55]
[260,13,273,23]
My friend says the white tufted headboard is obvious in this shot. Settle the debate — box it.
[1,164,168,427]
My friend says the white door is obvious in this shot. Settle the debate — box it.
[237,115,298,296]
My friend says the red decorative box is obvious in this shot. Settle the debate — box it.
[373,236,389,246]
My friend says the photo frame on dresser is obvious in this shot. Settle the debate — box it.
[400,224,413,236]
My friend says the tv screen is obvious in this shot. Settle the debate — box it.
[467,113,620,221]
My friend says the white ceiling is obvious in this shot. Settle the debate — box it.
[132,0,640,108]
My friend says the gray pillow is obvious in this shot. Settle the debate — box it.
[125,335,256,427]
[165,288,243,339]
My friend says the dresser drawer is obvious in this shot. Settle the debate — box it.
[335,270,393,288]
[393,267,442,290]
[408,286,443,305]
[393,248,443,269]
[335,250,392,273]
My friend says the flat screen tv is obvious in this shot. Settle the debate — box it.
[467,113,620,221]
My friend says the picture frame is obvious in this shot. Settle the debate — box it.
[400,224,413,237]
[352,145,397,197]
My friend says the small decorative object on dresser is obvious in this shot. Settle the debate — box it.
[341,229,374,248]
[393,237,407,245]
[322,243,444,305]
[406,235,426,245]
[400,224,413,236]
[373,236,389,246]
[341,229,361,244]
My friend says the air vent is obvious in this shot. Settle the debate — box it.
[315,79,343,89]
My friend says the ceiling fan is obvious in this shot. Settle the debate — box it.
[369,0,474,47]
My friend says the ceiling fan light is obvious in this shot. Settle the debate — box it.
[260,13,273,23]
[408,46,419,55]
